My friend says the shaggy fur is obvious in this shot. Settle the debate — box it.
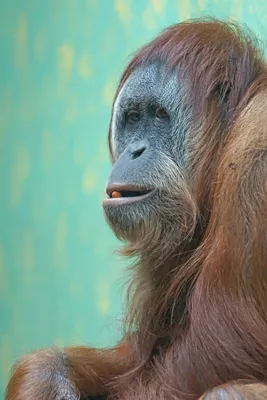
[5,18,267,400]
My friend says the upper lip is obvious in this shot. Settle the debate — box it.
[106,183,152,198]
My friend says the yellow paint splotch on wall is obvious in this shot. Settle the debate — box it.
[115,0,132,26]
[82,169,97,194]
[230,0,243,22]
[34,32,46,62]
[54,212,68,269]
[10,145,30,207]
[55,337,65,347]
[248,4,255,14]
[197,0,206,11]
[78,54,93,79]
[151,0,166,13]
[58,44,75,94]
[103,81,116,106]
[96,279,111,315]
[66,106,77,123]
[143,8,157,30]
[14,13,28,68]
[87,0,97,7]
[178,0,192,22]
[22,230,35,270]
[59,44,74,77]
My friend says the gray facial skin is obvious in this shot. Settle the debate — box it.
[103,64,197,256]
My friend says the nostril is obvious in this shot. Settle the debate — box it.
[131,146,146,159]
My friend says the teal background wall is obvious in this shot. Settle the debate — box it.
[0,0,266,398]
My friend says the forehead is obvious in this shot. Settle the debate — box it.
[115,63,179,107]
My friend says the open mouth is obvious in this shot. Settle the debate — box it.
[108,189,151,198]
[103,184,153,206]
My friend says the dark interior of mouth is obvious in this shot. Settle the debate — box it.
[119,190,150,198]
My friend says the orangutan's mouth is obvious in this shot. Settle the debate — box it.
[103,184,154,206]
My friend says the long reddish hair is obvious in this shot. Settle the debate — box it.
[108,19,267,398]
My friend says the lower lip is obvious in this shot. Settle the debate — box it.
[102,190,154,207]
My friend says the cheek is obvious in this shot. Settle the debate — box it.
[168,119,190,166]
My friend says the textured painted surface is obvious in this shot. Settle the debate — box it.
[0,0,266,397]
